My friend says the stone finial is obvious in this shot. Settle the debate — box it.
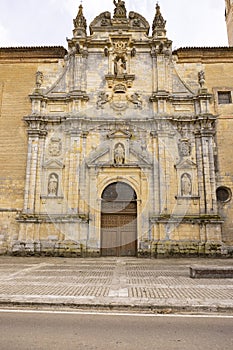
[113,0,127,19]
[152,3,167,38]
[73,4,87,37]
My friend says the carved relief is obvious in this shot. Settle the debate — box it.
[101,12,111,26]
[48,173,59,196]
[114,143,125,164]
[127,92,142,109]
[97,92,111,109]
[48,138,62,157]
[111,93,128,111]
[179,139,191,157]
[181,173,192,196]
[112,40,128,53]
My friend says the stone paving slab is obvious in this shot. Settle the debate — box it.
[0,256,232,312]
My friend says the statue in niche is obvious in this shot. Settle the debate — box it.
[113,0,127,18]
[114,56,127,76]
[181,173,192,196]
[114,143,125,164]
[48,173,58,196]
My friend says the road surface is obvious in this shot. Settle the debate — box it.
[0,309,233,350]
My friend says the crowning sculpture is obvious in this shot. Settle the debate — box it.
[113,0,127,18]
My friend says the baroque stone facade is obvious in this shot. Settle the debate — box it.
[0,2,233,257]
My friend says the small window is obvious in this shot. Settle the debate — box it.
[216,186,232,203]
[218,91,232,104]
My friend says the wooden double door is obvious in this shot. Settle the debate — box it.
[101,182,137,257]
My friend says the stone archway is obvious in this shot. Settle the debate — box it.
[101,182,137,257]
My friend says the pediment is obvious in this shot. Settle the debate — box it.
[89,11,149,35]
[175,158,196,169]
[107,129,132,139]
[43,159,64,169]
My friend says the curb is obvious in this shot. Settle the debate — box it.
[0,300,233,315]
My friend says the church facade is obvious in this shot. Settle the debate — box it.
[0,1,233,257]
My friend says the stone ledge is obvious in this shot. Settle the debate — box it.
[190,266,233,279]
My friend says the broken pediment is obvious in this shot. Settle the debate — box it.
[89,10,149,35]
[90,12,112,34]
[130,141,152,165]
[172,70,194,97]
[45,66,68,96]
[175,158,197,170]
[85,143,110,165]
[43,159,64,169]
[107,129,132,139]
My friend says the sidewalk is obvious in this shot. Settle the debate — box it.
[0,256,232,313]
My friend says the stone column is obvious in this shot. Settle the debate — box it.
[195,133,206,214]
[74,55,82,92]
[35,134,46,213]
[195,126,217,215]
[79,132,88,215]
[151,48,157,93]
[67,131,82,211]
[151,131,160,215]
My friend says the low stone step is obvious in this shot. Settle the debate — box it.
[190,266,233,278]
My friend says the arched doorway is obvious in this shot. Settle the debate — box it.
[101,182,137,257]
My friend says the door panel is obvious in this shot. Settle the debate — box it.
[101,213,137,257]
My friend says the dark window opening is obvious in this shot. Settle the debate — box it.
[218,91,232,104]
[216,186,232,203]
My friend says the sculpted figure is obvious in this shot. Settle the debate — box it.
[48,173,58,196]
[114,57,127,76]
[36,71,43,89]
[181,173,192,196]
[97,92,110,109]
[198,70,205,88]
[128,92,142,109]
[114,144,125,164]
[113,0,127,18]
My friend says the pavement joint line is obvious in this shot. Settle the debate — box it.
[0,263,52,281]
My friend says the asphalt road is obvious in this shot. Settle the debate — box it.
[0,310,233,350]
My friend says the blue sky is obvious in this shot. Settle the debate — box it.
[0,0,228,49]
